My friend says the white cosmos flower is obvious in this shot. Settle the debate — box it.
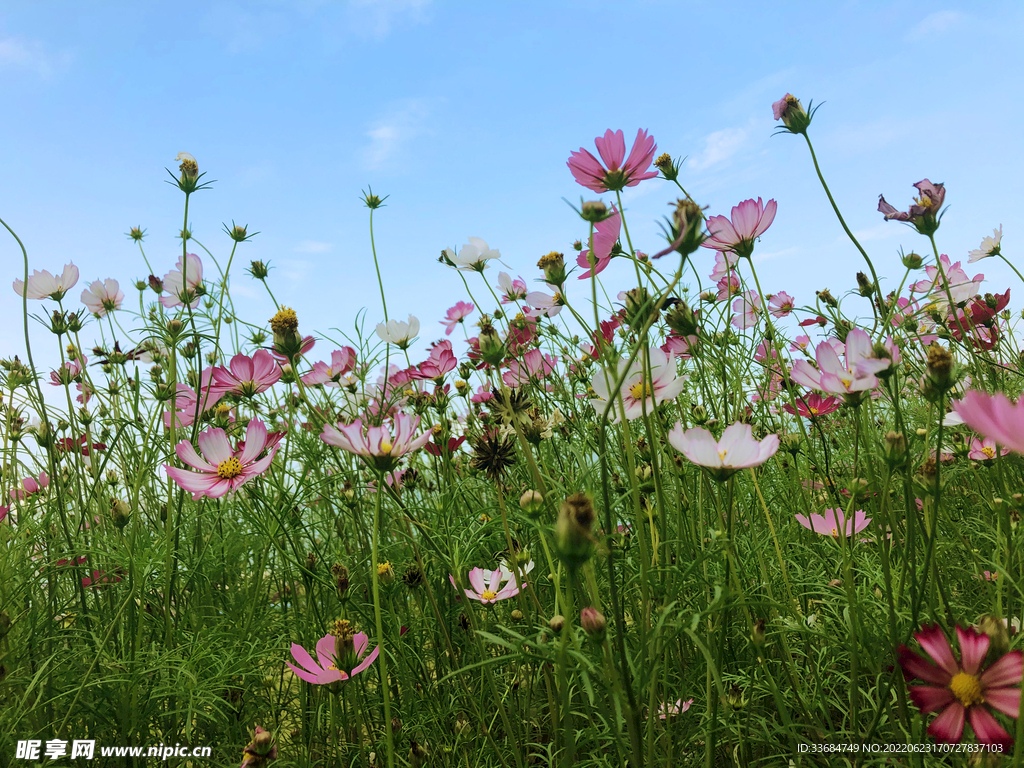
[375,314,420,349]
[968,225,1003,263]
[445,237,501,272]
[499,558,535,584]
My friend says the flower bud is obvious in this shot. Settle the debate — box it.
[580,200,608,223]
[665,300,699,337]
[477,321,505,367]
[148,275,163,294]
[548,615,565,633]
[519,489,545,518]
[511,609,524,622]
[332,563,350,599]
[902,252,923,269]
[883,431,909,468]
[977,614,1010,657]
[772,94,812,135]
[110,498,131,529]
[856,272,873,297]
[924,343,956,393]
[622,286,657,330]
[580,607,606,639]
[555,492,596,571]
[537,251,566,287]
[751,618,766,647]
[249,260,270,280]
[816,288,837,308]
[780,432,802,455]
[377,561,395,585]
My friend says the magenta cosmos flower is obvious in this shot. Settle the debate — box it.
[50,356,86,386]
[165,419,280,500]
[449,567,521,604]
[287,629,380,685]
[211,350,282,398]
[440,301,475,335]
[320,412,431,472]
[11,472,49,501]
[794,508,871,538]
[898,624,1022,750]
[13,263,79,300]
[411,340,457,381]
[702,198,777,259]
[954,391,1024,455]
[81,278,124,316]
[590,347,686,423]
[576,207,622,279]
[668,422,779,481]
[503,348,557,388]
[782,393,841,419]
[160,253,203,309]
[567,129,658,193]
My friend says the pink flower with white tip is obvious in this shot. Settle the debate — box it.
[668,422,779,481]
[702,198,777,259]
[789,328,889,396]
[411,340,457,381]
[449,567,522,604]
[301,347,357,387]
[165,419,280,500]
[13,263,79,300]
[497,272,528,303]
[503,348,557,388]
[731,290,761,330]
[440,301,474,335]
[320,412,432,472]
[567,129,658,193]
[576,207,621,279]
[210,350,282,398]
[159,253,203,309]
[968,436,1010,462]
[81,278,124,316]
[590,347,686,423]
[769,291,794,318]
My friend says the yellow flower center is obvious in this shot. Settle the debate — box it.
[982,447,996,459]
[269,306,298,334]
[331,618,356,640]
[809,407,819,415]
[217,457,243,479]
[481,589,498,601]
[629,381,653,400]
[949,671,985,708]
[380,440,393,455]
[915,193,932,209]
[377,561,391,577]
[718,448,728,461]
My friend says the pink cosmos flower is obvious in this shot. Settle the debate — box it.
[301,347,357,387]
[424,435,467,457]
[287,631,380,685]
[449,567,521,604]
[968,436,1010,462]
[160,253,203,309]
[411,340,457,381]
[954,391,1024,454]
[471,384,493,404]
[524,285,563,318]
[270,334,315,363]
[163,377,225,429]
[503,348,557,388]
[82,569,123,588]
[878,179,946,230]
[0,505,8,524]
[81,278,124,316]
[320,412,431,472]
[769,291,794,318]
[13,263,79,300]
[715,273,740,301]
[667,422,779,481]
[898,624,1021,750]
[789,328,889,396]
[497,272,528,303]
[794,508,871,538]
[658,698,694,719]
[440,301,475,335]
[576,207,622,279]
[910,255,983,309]
[210,350,282,398]
[50,356,86,386]
[702,198,777,259]
[731,290,761,330]
[661,333,697,361]
[590,347,686,423]
[709,251,740,283]
[11,472,49,501]
[782,393,841,419]
[567,129,658,193]
[790,335,811,352]
[165,419,279,500]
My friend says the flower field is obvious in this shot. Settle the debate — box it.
[3,95,1024,767]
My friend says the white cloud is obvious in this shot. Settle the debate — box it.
[850,223,900,243]
[361,98,433,170]
[346,0,432,38]
[688,127,749,172]
[294,240,333,254]
[753,246,799,264]
[907,11,964,41]
[277,258,313,283]
[0,36,72,78]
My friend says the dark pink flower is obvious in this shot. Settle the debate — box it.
[782,393,841,419]
[576,207,621,279]
[211,350,282,398]
[702,198,777,259]
[440,301,475,335]
[567,129,658,193]
[82,569,123,588]
[412,340,457,381]
[165,419,279,500]
[898,624,1021,750]
[11,472,49,501]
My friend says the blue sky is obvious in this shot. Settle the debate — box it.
[3,1,1022,380]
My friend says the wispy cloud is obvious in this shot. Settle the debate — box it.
[294,240,333,254]
[361,98,434,170]
[753,246,799,264]
[688,127,750,172]
[277,257,313,283]
[0,36,72,78]
[850,223,899,243]
[346,0,432,38]
[907,11,964,41]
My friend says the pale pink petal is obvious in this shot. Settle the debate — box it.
[197,428,233,466]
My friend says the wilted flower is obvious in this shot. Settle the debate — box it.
[898,623,1021,750]
[878,179,946,236]
[13,263,79,301]
[567,128,658,193]
[240,726,277,768]
[772,93,812,134]
[668,422,779,481]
